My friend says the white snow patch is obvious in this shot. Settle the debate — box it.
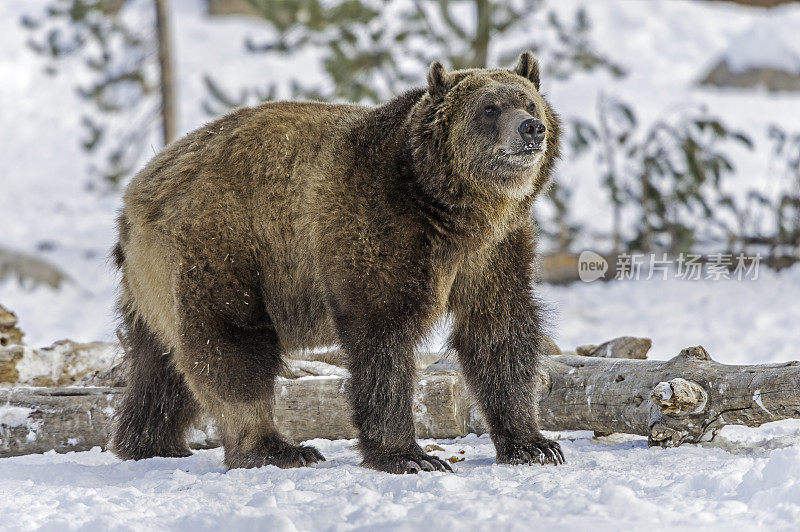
[752,390,772,417]
[0,432,798,529]
[0,406,33,427]
[654,382,673,402]
[288,360,350,378]
[25,428,39,442]
[0,408,46,443]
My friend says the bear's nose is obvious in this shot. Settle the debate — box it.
[518,118,546,145]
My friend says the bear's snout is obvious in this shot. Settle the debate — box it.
[518,118,546,149]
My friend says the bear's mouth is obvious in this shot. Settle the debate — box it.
[519,142,543,155]
[495,137,547,170]
[499,140,545,157]
[493,142,545,171]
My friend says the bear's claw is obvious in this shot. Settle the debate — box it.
[158,448,194,459]
[363,452,454,474]
[225,443,326,470]
[497,438,565,466]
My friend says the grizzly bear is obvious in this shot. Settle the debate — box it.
[111,51,564,473]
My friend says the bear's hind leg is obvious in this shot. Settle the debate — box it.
[112,314,199,460]
[174,297,325,470]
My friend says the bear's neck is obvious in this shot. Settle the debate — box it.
[406,165,531,247]
[402,134,531,248]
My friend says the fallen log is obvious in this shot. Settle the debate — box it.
[0,365,470,457]
[2,345,799,456]
[0,387,120,456]
[0,341,122,387]
[541,346,800,446]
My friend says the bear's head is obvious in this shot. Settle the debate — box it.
[410,51,560,204]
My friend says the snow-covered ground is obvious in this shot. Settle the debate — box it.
[2,428,800,530]
[2,0,800,529]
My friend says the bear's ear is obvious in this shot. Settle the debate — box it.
[427,61,451,100]
[512,51,540,91]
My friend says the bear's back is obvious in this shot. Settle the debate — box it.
[122,100,367,231]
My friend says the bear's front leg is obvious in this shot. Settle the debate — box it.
[333,310,453,474]
[449,225,564,466]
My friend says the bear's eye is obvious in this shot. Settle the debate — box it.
[483,105,499,117]
[527,103,536,114]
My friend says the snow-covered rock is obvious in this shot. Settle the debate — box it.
[0,340,121,386]
[700,10,800,91]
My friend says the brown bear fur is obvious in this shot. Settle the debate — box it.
[111,51,564,473]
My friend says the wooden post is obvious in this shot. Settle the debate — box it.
[154,0,176,145]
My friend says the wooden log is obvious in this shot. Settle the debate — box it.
[272,366,472,442]
[2,345,800,456]
[0,387,119,456]
[539,346,800,446]
[0,363,471,457]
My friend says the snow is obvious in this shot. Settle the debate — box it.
[1,431,800,530]
[0,406,43,444]
[752,390,772,417]
[288,360,351,378]
[653,382,673,402]
[2,0,800,529]
[540,264,800,366]
[0,406,33,427]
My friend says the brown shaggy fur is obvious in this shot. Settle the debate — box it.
[111,52,564,473]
